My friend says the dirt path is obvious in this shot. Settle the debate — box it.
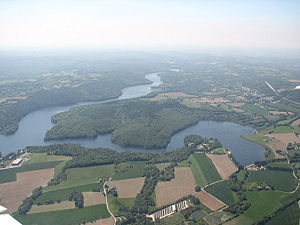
[103,180,116,225]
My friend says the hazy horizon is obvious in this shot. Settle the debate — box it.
[0,0,299,50]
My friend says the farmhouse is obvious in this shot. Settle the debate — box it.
[11,158,23,166]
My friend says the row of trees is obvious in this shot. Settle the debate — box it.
[18,187,43,215]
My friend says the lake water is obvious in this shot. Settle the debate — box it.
[0,72,265,165]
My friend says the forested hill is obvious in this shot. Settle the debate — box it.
[0,73,150,136]
[45,99,263,149]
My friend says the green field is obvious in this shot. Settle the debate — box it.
[276,117,297,125]
[14,204,110,225]
[232,191,289,225]
[272,126,294,134]
[205,180,238,205]
[267,161,291,169]
[45,164,115,191]
[108,196,135,216]
[190,153,221,187]
[265,202,300,225]
[0,161,63,183]
[246,170,297,192]
[35,183,102,204]
[25,153,71,165]
[112,161,145,180]
[241,104,269,117]
[241,133,268,147]
[45,162,145,191]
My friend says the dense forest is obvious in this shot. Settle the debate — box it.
[45,98,269,149]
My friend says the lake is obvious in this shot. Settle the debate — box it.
[0,72,265,165]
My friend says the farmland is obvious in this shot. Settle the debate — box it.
[246,169,298,192]
[107,177,145,198]
[189,153,221,187]
[192,190,226,211]
[14,204,110,225]
[0,168,54,213]
[35,183,102,204]
[205,180,238,205]
[25,153,71,165]
[265,202,300,225]
[83,192,106,207]
[28,201,75,214]
[206,153,237,179]
[155,167,196,207]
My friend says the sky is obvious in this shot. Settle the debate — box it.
[0,0,299,50]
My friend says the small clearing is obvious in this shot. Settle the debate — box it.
[107,177,145,198]
[0,168,54,213]
[155,167,196,207]
[83,192,106,207]
[28,201,75,214]
[192,190,226,211]
[206,153,238,179]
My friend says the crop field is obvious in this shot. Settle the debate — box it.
[0,161,62,183]
[83,192,106,207]
[206,153,237,179]
[205,180,238,205]
[268,133,300,145]
[155,167,196,207]
[14,204,110,225]
[35,183,101,204]
[190,153,221,187]
[107,177,145,198]
[241,104,268,117]
[25,153,71,165]
[45,164,115,191]
[265,202,300,225]
[192,190,226,211]
[0,168,54,213]
[291,119,300,126]
[246,170,297,192]
[29,201,75,214]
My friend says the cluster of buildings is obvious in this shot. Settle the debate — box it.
[147,200,189,221]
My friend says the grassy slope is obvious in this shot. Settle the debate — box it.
[247,170,297,192]
[14,204,110,225]
[190,153,221,187]
[0,161,63,183]
[205,180,238,205]
[272,126,294,134]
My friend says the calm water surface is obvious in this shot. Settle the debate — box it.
[0,72,264,165]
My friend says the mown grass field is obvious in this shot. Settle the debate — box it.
[190,153,221,187]
[265,202,300,225]
[211,148,227,154]
[0,161,63,183]
[25,153,71,165]
[267,160,291,169]
[205,180,238,205]
[246,169,297,192]
[231,191,289,225]
[35,183,102,204]
[14,204,110,225]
